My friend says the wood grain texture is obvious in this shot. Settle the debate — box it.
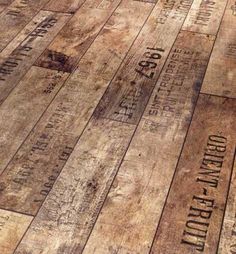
[36,0,122,72]
[201,0,236,98]
[0,0,153,216]
[0,66,68,175]
[44,0,85,13]
[0,209,33,254]
[0,10,71,105]
[83,31,214,254]
[0,0,50,51]
[15,118,135,254]
[0,0,14,13]
[151,95,236,254]
[182,0,227,35]
[94,0,193,125]
[218,154,236,254]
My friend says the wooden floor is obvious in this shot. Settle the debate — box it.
[0,0,235,253]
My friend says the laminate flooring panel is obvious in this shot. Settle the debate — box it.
[0,0,235,253]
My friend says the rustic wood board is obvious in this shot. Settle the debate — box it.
[15,118,135,253]
[150,95,236,254]
[94,0,193,125]
[0,0,14,13]
[182,0,227,35]
[0,66,68,175]
[44,0,85,13]
[0,0,153,216]
[201,0,236,98]
[218,154,236,253]
[36,0,122,72]
[0,10,71,105]
[83,31,214,254]
[0,209,33,254]
[0,0,50,52]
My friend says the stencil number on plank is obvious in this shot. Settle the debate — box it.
[135,47,164,79]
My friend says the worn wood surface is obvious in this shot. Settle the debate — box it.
[0,10,71,104]
[0,66,68,174]
[201,0,236,98]
[36,0,122,72]
[84,30,214,254]
[182,0,228,35]
[0,0,50,51]
[44,0,85,13]
[0,0,153,217]
[150,95,236,254]
[0,0,235,253]
[0,209,33,254]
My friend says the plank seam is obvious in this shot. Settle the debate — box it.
[200,91,236,100]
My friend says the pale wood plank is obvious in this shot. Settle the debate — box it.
[0,0,50,51]
[0,66,68,174]
[36,0,122,72]
[201,0,236,98]
[83,31,215,254]
[150,95,236,253]
[0,209,33,254]
[0,0,153,216]
[182,0,227,35]
[44,0,85,13]
[94,0,193,125]
[218,155,236,253]
[0,10,71,105]
[15,118,135,253]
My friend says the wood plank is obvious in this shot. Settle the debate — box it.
[0,209,33,254]
[150,95,236,253]
[0,10,71,105]
[14,118,135,253]
[182,0,227,35]
[0,66,68,175]
[0,0,50,51]
[201,0,236,98]
[0,0,14,14]
[94,0,193,125]
[36,0,122,72]
[44,0,85,13]
[0,0,153,216]
[83,31,215,254]
[218,154,236,254]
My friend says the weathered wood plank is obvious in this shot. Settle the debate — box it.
[44,0,85,13]
[201,0,236,98]
[0,66,68,174]
[36,0,122,72]
[0,209,33,254]
[150,95,236,254]
[0,0,14,13]
[182,0,227,35]
[14,118,135,253]
[83,31,215,254]
[0,10,71,105]
[0,0,153,216]
[94,0,193,125]
[0,0,50,51]
[218,154,236,254]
